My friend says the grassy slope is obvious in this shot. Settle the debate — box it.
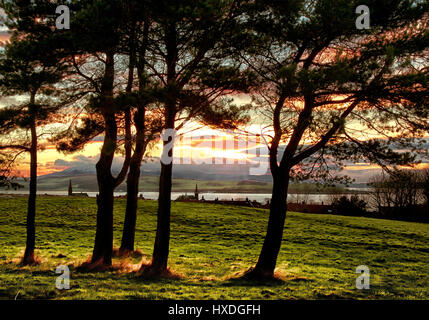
[0,196,428,300]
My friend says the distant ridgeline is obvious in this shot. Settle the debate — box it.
[68,180,89,197]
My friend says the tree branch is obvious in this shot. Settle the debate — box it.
[290,99,361,166]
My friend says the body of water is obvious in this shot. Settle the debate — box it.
[0,189,369,205]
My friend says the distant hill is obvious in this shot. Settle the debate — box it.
[43,161,272,181]
[23,157,382,192]
[27,174,273,193]
[18,173,348,194]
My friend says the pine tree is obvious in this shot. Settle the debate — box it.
[0,30,69,265]
[237,0,429,279]
[140,0,253,276]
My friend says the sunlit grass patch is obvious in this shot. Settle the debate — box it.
[0,196,428,299]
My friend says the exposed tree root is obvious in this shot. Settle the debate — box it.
[113,247,143,259]
[20,252,41,266]
[75,256,143,274]
[76,258,117,273]
[136,262,181,280]
[235,267,284,282]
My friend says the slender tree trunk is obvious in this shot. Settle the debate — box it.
[245,171,290,279]
[91,51,116,266]
[120,109,146,253]
[92,175,114,265]
[144,21,177,275]
[151,156,173,273]
[22,112,37,265]
[91,111,116,266]
[119,161,140,253]
[148,110,175,274]
[119,23,142,254]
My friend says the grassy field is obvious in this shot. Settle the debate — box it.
[0,195,428,300]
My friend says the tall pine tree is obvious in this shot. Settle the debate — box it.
[237,0,428,279]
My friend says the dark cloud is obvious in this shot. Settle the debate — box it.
[53,155,130,172]
[53,155,98,169]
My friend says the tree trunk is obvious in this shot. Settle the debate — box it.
[119,161,140,253]
[150,158,173,273]
[119,26,142,254]
[92,173,115,265]
[147,110,175,275]
[144,21,177,275]
[245,172,290,279]
[90,51,116,267]
[120,109,146,253]
[22,115,37,265]
[91,111,116,266]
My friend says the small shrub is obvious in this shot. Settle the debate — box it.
[331,195,367,216]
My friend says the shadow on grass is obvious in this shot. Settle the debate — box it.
[0,266,55,276]
[220,268,314,287]
[221,278,285,287]
[75,258,141,273]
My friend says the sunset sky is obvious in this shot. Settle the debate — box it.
[4,119,427,179]
[1,75,427,178]
[0,26,427,180]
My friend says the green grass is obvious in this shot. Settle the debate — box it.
[0,195,428,299]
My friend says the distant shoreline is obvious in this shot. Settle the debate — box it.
[0,188,370,195]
